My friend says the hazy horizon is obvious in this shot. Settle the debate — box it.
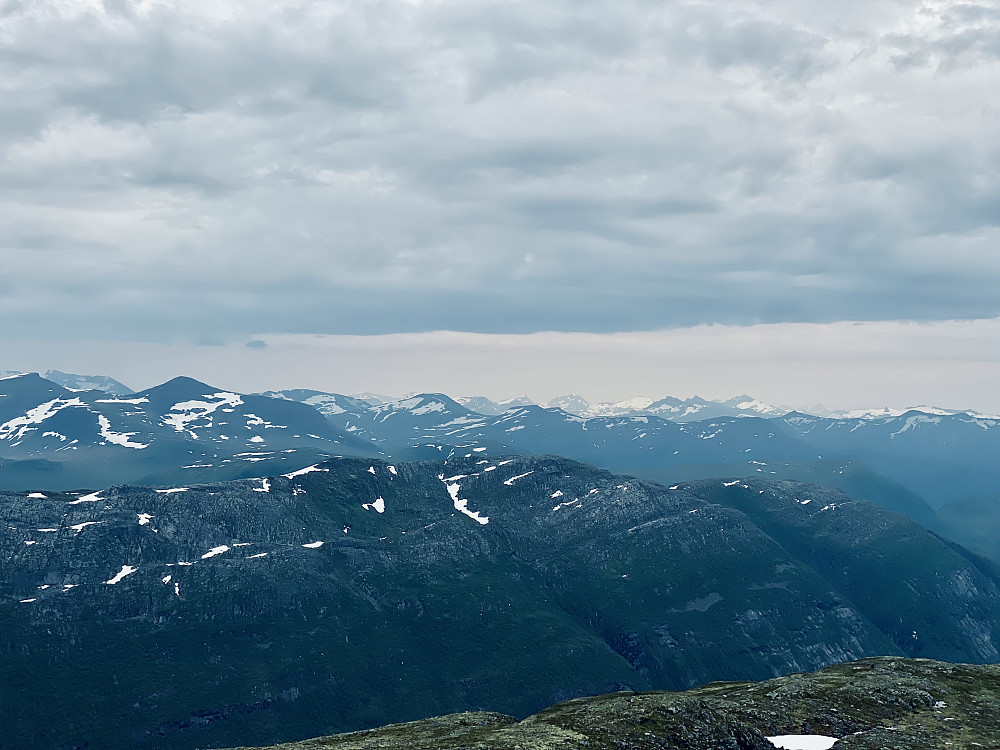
[7,315,1000,415]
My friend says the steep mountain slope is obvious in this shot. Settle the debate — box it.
[774,411,1000,506]
[686,477,1000,663]
[4,457,1000,749]
[0,374,380,489]
[223,657,1000,750]
[938,492,1000,563]
[632,458,941,532]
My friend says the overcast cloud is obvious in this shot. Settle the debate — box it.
[2,1,999,405]
[2,0,998,339]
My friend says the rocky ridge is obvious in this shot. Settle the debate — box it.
[221,657,1000,750]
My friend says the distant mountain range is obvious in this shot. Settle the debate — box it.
[1,369,135,395]
[0,373,380,489]
[4,455,999,749]
[454,392,792,420]
[6,372,1000,561]
[266,388,1000,509]
[3,371,995,422]
[454,392,994,422]
[344,389,995,423]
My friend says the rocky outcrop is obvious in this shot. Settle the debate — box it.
[221,657,1000,750]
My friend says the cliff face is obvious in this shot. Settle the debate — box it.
[3,456,1000,749]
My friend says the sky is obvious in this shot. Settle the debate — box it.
[2,0,999,409]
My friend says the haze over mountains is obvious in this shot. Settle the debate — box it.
[8,369,993,423]
[5,370,1000,748]
[5,371,1000,561]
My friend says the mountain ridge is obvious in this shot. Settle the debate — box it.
[217,656,1000,750]
[4,455,1000,749]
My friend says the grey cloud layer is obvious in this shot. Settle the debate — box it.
[2,0,998,339]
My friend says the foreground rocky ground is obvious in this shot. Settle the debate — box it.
[224,657,1000,750]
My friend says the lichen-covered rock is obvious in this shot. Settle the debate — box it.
[223,657,1000,750]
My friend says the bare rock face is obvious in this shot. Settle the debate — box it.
[3,456,1000,750]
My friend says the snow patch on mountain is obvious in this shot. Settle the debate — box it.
[890,414,942,438]
[68,491,103,505]
[283,464,328,479]
[440,475,489,525]
[105,565,138,585]
[0,398,86,442]
[504,471,534,485]
[97,415,148,449]
[766,736,838,750]
[363,496,386,513]
[162,392,244,436]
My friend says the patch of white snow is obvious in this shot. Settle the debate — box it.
[442,480,489,525]
[105,565,138,585]
[362,497,386,513]
[766,736,838,750]
[97,414,149,449]
[68,491,103,505]
[70,521,103,533]
[0,397,86,442]
[162,392,243,436]
[504,471,533,486]
[283,464,328,479]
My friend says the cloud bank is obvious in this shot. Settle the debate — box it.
[2,0,998,341]
[8,318,1000,415]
